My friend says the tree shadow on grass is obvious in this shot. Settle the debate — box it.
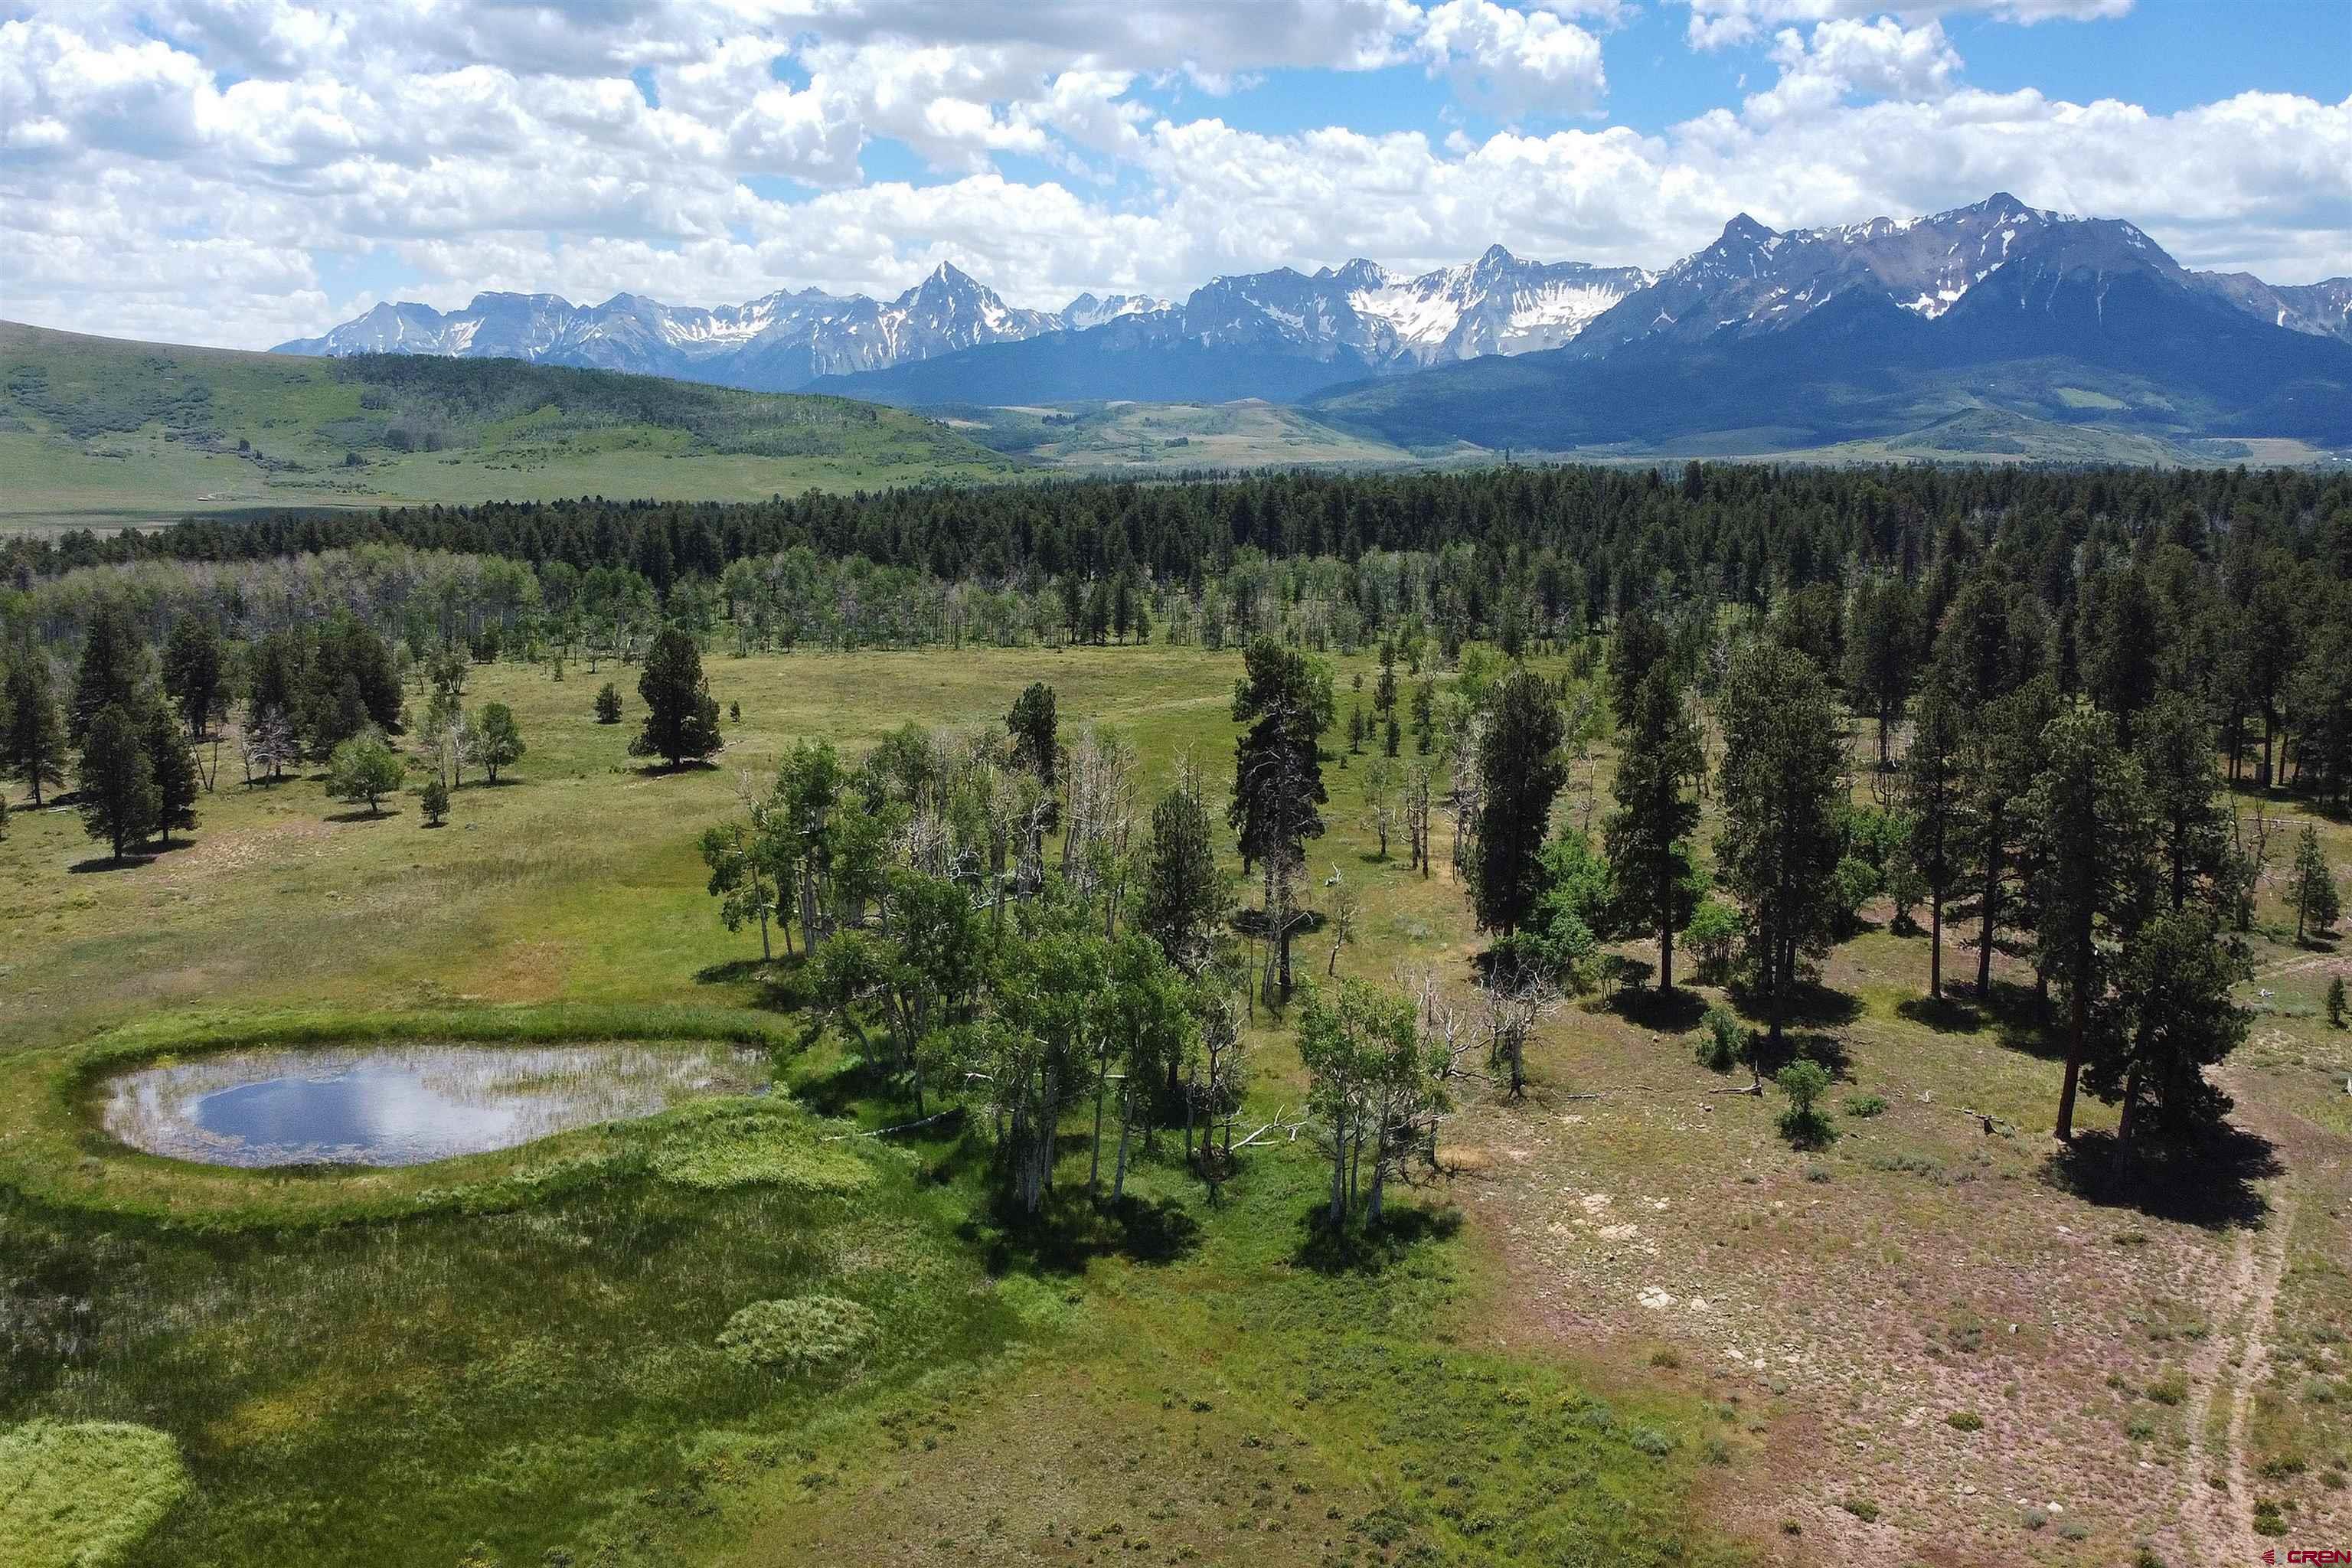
[324,807,396,825]
[1896,994,1985,1034]
[963,1184,1203,1276]
[1609,985,1707,1034]
[67,852,156,874]
[1292,1200,1462,1276]
[693,953,812,1013]
[631,760,721,779]
[2042,1125,2279,1231]
[1980,979,2063,1061]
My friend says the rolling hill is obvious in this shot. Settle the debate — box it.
[0,322,1015,531]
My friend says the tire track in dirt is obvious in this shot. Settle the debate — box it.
[2219,1190,2295,1550]
[2176,1137,2295,1564]
[2177,1221,2254,1556]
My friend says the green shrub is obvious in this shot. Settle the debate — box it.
[1945,1411,1983,1432]
[2147,1371,2187,1406]
[0,1419,191,1568]
[1775,1060,1836,1149]
[1839,1497,1879,1523]
[1843,1093,1887,1119]
[717,1295,878,1374]
[1628,1426,1676,1457]
[1694,1003,1747,1073]
[649,1102,874,1194]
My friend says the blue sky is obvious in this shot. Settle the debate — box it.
[4,0,2347,347]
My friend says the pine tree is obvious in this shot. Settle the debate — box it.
[1228,637,1329,998]
[630,628,721,768]
[162,615,224,737]
[2092,909,2251,1152]
[1962,676,2060,998]
[1604,663,1704,993]
[1473,671,1567,940]
[2023,707,2156,1142]
[420,774,450,827]
[594,681,622,724]
[2135,694,2230,913]
[140,699,199,848]
[77,704,157,861]
[2290,824,2341,943]
[1607,607,1669,730]
[3,658,67,806]
[1716,642,1845,1052]
[1140,788,1223,975]
[2328,975,2347,1030]
[1901,666,1966,999]
[1844,575,1919,769]
[70,603,144,745]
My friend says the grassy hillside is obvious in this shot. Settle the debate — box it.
[0,322,1017,531]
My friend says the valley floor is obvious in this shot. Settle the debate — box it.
[2,645,2345,1567]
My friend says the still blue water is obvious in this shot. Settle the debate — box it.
[101,1043,767,1168]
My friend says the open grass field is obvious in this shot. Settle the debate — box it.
[934,400,1433,471]
[2,642,2347,1567]
[0,322,1017,532]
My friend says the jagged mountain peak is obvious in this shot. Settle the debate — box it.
[269,194,2352,397]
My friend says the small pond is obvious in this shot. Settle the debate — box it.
[100,1042,770,1168]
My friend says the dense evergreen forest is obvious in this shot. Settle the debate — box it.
[8,462,2349,810]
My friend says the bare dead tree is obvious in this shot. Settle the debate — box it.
[1479,967,1564,1099]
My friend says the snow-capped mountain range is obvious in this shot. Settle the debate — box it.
[1567,194,2352,362]
[272,249,1652,393]
[275,194,2348,414]
[1306,193,2352,456]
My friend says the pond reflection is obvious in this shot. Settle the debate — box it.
[100,1042,769,1168]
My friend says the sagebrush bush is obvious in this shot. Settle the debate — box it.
[717,1295,878,1374]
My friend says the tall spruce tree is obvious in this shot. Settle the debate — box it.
[630,627,722,768]
[1228,637,1329,997]
[4,658,67,806]
[70,603,144,745]
[1604,663,1703,992]
[1716,642,1845,1050]
[1902,665,1966,1001]
[77,703,157,861]
[141,699,199,848]
[2092,909,2251,1153]
[162,616,224,737]
[1474,671,1568,939]
[1844,574,1919,769]
[1140,787,1223,975]
[2290,824,2341,944]
[2135,694,2230,914]
[2022,708,2155,1142]
[1962,675,2060,998]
